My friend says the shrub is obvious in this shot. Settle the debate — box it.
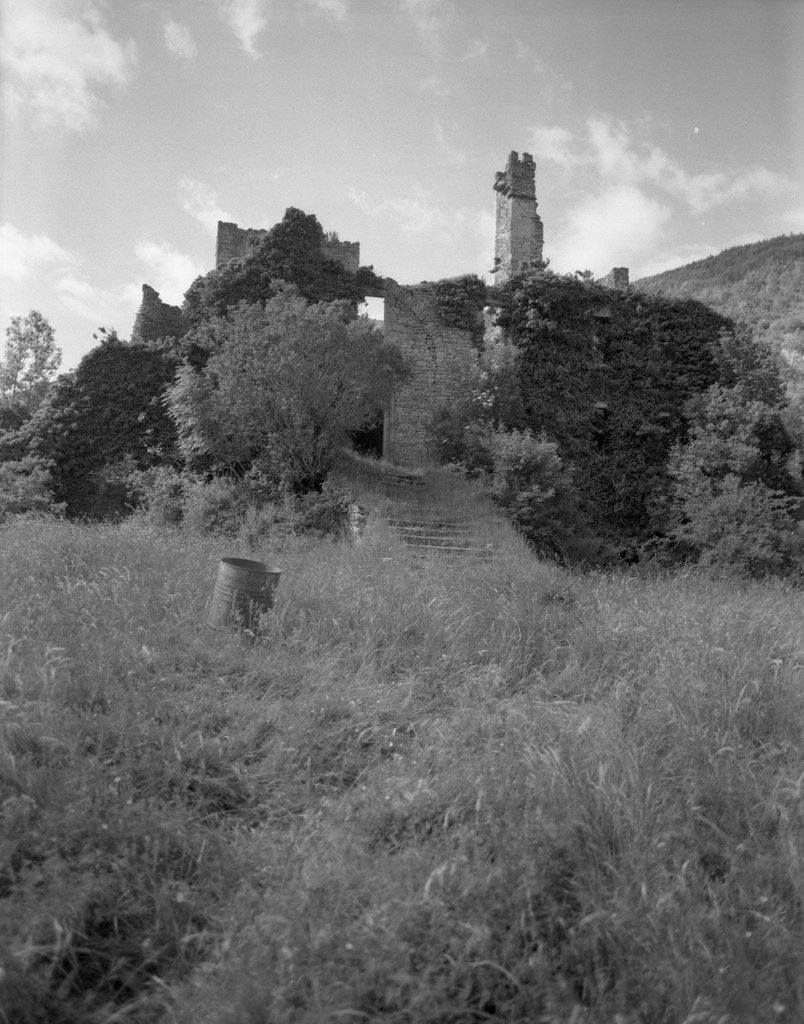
[126,464,188,526]
[0,456,65,522]
[666,383,804,576]
[1,336,179,517]
[430,341,524,476]
[167,287,410,492]
[484,427,590,557]
[181,476,251,537]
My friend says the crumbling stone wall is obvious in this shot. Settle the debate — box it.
[215,220,360,273]
[191,153,630,468]
[379,280,478,465]
[215,222,267,266]
[493,151,544,284]
[598,267,630,289]
[131,285,188,345]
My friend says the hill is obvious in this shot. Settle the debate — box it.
[634,234,804,365]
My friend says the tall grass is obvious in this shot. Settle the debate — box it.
[1,506,803,1022]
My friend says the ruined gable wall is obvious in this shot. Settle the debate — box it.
[597,267,630,289]
[382,282,478,465]
[131,285,188,344]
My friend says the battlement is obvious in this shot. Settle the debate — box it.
[215,221,360,273]
[215,222,268,267]
[493,151,536,201]
[320,236,360,275]
[494,150,543,284]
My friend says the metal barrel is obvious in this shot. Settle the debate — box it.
[207,557,281,630]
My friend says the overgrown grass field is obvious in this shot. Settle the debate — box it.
[1,495,804,1022]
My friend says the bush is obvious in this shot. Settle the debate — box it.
[484,427,591,558]
[666,383,804,577]
[181,476,251,537]
[126,464,188,526]
[167,287,410,492]
[430,341,524,476]
[0,456,65,522]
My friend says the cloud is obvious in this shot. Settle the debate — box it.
[306,0,349,19]
[55,271,117,321]
[551,186,672,275]
[0,223,78,283]
[0,223,123,324]
[133,242,204,305]
[528,126,578,168]
[178,179,235,236]
[214,0,269,57]
[214,0,349,56]
[463,39,489,63]
[431,121,465,164]
[163,19,197,59]
[419,75,453,97]
[531,118,793,215]
[349,188,447,235]
[515,43,572,99]
[388,0,453,55]
[348,188,492,278]
[527,117,796,277]
[1,0,137,131]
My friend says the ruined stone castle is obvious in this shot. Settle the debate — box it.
[133,151,628,467]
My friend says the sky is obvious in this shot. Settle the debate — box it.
[2,0,803,372]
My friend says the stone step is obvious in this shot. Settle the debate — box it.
[388,520,473,534]
[409,544,498,560]
[394,533,479,548]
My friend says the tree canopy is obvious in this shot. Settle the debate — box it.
[1,310,62,412]
[167,286,410,491]
[182,208,380,329]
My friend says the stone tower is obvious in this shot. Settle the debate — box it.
[493,151,544,284]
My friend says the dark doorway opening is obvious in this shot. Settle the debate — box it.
[351,416,384,458]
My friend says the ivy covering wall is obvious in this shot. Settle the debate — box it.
[16,338,179,516]
[494,270,738,538]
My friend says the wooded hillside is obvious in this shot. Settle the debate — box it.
[634,234,804,365]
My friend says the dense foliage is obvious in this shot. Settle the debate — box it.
[432,274,487,347]
[433,267,803,571]
[182,208,381,328]
[167,287,410,492]
[493,270,737,538]
[1,310,62,413]
[661,380,804,577]
[1,335,178,516]
[635,233,804,361]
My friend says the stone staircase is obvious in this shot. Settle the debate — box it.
[373,470,499,561]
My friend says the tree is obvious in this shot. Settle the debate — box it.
[182,208,377,328]
[0,335,179,517]
[1,311,62,412]
[167,286,411,492]
[665,383,803,576]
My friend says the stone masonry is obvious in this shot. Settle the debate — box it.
[493,151,544,284]
[133,151,628,468]
[215,220,360,274]
[597,267,630,289]
[378,281,479,465]
[131,284,188,345]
